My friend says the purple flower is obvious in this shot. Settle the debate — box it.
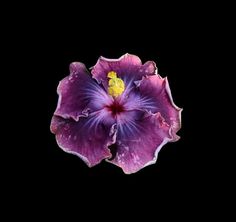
[50,53,182,174]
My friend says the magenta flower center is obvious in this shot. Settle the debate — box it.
[106,101,125,117]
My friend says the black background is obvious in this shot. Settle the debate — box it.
[7,3,220,218]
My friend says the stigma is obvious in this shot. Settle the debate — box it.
[107,71,125,97]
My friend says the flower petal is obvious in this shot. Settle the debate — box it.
[137,75,182,140]
[50,113,117,167]
[91,53,156,89]
[54,62,112,121]
[108,111,173,174]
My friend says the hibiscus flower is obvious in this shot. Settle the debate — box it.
[50,53,182,174]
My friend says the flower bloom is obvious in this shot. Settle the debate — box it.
[50,53,182,174]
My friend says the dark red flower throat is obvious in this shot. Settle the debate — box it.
[106,101,124,116]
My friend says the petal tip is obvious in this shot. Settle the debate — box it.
[97,53,142,64]
[69,62,87,74]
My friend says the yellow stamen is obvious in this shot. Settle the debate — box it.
[107,71,125,97]
[107,71,117,79]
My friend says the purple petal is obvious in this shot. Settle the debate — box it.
[54,62,112,121]
[108,111,173,174]
[91,53,156,89]
[50,112,117,167]
[136,75,182,140]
